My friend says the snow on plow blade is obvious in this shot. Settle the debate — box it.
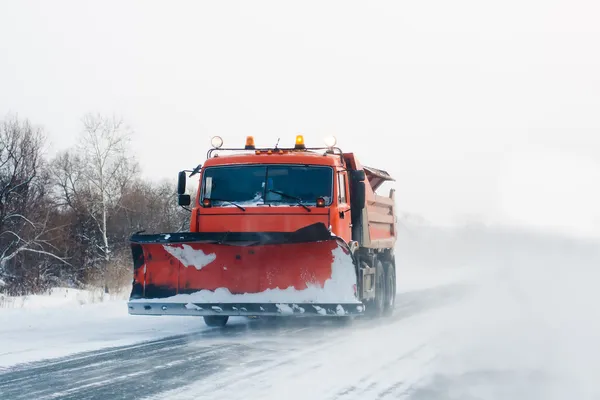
[127,223,364,317]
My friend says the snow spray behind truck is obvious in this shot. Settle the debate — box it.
[127,135,397,326]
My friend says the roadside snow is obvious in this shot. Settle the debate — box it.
[0,289,206,369]
[0,287,119,309]
[132,246,359,304]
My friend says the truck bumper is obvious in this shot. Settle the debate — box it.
[127,301,365,317]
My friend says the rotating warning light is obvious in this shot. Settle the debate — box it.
[324,135,337,148]
[211,136,223,149]
[245,136,256,149]
[294,134,306,149]
[316,197,325,207]
[202,198,212,207]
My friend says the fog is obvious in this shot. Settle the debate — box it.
[1,0,599,237]
[396,221,600,399]
[1,3,599,397]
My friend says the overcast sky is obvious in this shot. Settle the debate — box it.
[1,0,599,238]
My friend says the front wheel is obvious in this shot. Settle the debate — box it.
[204,315,229,327]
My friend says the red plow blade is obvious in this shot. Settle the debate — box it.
[127,223,365,317]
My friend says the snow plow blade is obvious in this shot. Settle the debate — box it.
[127,223,364,317]
[128,302,364,317]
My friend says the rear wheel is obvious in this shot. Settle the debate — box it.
[366,260,386,317]
[383,259,396,316]
[203,315,229,327]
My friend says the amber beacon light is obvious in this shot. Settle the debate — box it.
[245,136,256,150]
[294,134,306,149]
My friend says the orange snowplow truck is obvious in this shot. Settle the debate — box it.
[127,135,397,326]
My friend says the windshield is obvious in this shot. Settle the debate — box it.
[201,164,333,206]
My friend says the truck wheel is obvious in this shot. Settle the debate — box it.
[204,315,229,327]
[383,261,396,316]
[366,260,386,317]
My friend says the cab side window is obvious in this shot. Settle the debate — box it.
[338,172,347,204]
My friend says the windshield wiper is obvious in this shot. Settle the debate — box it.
[267,189,311,212]
[205,198,246,211]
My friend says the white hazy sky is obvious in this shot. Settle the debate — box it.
[1,0,599,237]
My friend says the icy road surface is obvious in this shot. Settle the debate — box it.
[1,225,599,400]
[0,281,468,400]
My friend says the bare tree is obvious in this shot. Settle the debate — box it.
[0,113,189,295]
[115,178,190,236]
[51,113,139,291]
[51,151,100,283]
[79,113,138,263]
[0,116,70,291]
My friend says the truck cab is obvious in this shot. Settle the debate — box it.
[178,135,369,246]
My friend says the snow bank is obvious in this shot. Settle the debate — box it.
[0,286,208,369]
[0,286,129,310]
[0,299,207,369]
[132,246,360,304]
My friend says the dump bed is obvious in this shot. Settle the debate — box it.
[343,154,397,250]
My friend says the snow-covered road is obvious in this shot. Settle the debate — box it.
[0,280,471,400]
[1,224,599,400]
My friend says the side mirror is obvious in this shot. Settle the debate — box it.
[177,171,187,195]
[354,181,366,211]
[351,170,366,182]
[178,194,191,206]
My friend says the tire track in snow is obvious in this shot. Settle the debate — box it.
[0,318,361,400]
[0,323,276,400]
[147,313,438,400]
[0,282,472,400]
[144,283,471,400]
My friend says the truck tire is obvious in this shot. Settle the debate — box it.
[366,260,386,317]
[204,315,229,327]
[383,260,396,316]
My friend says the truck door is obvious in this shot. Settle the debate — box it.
[335,170,352,241]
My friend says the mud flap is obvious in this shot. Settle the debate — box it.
[127,223,364,316]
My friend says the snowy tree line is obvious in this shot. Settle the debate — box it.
[0,114,189,295]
